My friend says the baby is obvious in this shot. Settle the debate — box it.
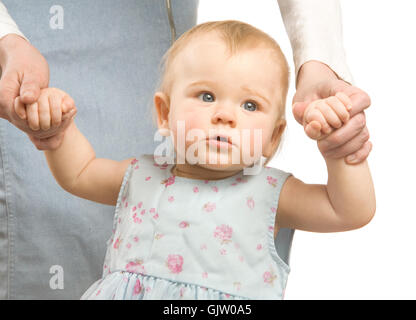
[14,20,375,299]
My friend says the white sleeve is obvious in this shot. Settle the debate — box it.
[0,2,27,41]
[277,0,353,84]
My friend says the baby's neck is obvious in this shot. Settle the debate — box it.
[171,163,243,181]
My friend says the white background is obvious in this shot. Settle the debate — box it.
[198,0,416,299]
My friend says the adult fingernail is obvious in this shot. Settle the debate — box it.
[23,91,34,99]
[347,154,356,162]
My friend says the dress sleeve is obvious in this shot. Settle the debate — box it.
[0,2,28,41]
[277,0,354,84]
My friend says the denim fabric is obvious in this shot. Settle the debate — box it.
[0,0,198,299]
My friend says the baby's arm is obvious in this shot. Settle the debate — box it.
[276,95,376,232]
[20,88,133,206]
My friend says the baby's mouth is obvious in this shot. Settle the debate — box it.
[206,135,234,149]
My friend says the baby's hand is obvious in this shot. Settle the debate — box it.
[303,92,352,140]
[13,87,76,131]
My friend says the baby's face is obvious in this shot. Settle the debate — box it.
[159,33,286,171]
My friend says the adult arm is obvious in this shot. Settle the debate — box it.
[277,0,372,164]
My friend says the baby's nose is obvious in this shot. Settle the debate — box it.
[211,105,236,127]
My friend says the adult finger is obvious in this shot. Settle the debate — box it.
[318,112,366,152]
[319,126,370,159]
[336,85,371,117]
[344,140,372,165]
[28,131,65,151]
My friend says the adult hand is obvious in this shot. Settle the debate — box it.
[0,33,73,150]
[292,60,372,164]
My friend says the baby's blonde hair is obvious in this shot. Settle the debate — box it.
[153,20,290,165]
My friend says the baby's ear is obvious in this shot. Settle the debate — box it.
[154,92,170,136]
[263,119,286,158]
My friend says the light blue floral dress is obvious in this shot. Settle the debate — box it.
[81,154,294,300]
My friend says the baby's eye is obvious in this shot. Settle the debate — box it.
[242,101,257,112]
[198,92,215,103]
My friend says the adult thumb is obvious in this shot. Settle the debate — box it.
[292,101,308,125]
[0,72,20,119]
[19,72,42,105]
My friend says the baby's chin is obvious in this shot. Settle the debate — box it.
[194,155,257,172]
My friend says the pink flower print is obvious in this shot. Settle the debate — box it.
[149,208,156,213]
[166,254,183,274]
[126,243,132,249]
[152,213,159,219]
[263,270,277,285]
[246,197,255,209]
[125,260,145,274]
[200,243,207,250]
[220,248,227,255]
[202,271,208,279]
[145,176,151,181]
[180,287,186,298]
[134,165,139,170]
[236,177,247,183]
[213,224,233,244]
[131,158,138,165]
[256,244,262,250]
[168,196,174,202]
[132,206,137,212]
[267,176,277,187]
[96,289,101,296]
[204,180,209,184]
[233,282,242,291]
[161,176,175,187]
[271,207,276,213]
[212,186,218,192]
[132,212,142,224]
[179,221,189,228]
[154,162,169,170]
[133,279,142,295]
[203,202,216,212]
[124,201,128,208]
[113,237,121,249]
[146,286,151,293]
[133,236,139,242]
[140,209,146,216]
[193,186,199,193]
[137,201,143,208]
[231,177,247,186]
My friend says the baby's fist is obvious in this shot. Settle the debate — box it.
[14,87,76,131]
[303,92,352,140]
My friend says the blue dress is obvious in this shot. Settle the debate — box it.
[81,155,294,300]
